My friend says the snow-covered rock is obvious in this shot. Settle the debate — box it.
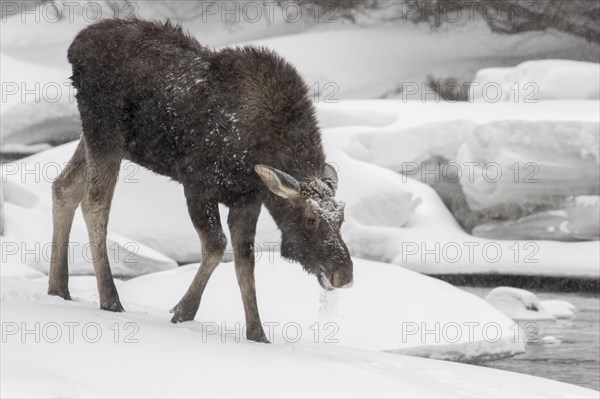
[457,120,599,215]
[344,118,600,220]
[341,103,599,242]
[1,99,80,155]
[472,60,600,102]
[540,300,577,319]
[332,152,421,230]
[347,189,417,227]
[348,120,475,169]
[485,287,555,321]
[473,196,600,241]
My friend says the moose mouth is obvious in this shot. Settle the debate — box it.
[317,266,353,290]
[317,272,334,291]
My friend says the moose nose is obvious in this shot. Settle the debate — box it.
[331,268,353,289]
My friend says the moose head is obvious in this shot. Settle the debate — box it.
[255,164,353,289]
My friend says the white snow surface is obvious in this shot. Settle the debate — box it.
[3,255,598,398]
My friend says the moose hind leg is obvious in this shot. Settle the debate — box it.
[228,200,268,343]
[80,149,123,312]
[171,195,226,323]
[48,139,87,300]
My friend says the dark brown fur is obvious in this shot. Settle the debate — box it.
[48,19,353,342]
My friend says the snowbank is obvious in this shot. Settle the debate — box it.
[457,120,599,214]
[321,100,600,277]
[1,165,177,276]
[319,100,600,277]
[1,99,80,150]
[122,256,525,359]
[346,116,599,229]
[2,256,598,397]
[473,60,600,102]
[1,194,522,359]
[342,174,600,278]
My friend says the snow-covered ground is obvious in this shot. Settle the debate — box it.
[2,255,598,398]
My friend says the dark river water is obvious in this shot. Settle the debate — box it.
[460,287,600,391]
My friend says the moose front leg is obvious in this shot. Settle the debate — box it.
[171,196,226,323]
[228,199,269,343]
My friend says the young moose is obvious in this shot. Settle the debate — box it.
[49,19,353,343]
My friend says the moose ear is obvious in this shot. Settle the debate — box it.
[255,164,301,200]
[322,163,338,192]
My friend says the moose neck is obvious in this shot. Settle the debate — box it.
[262,193,298,238]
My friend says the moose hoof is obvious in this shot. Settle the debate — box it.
[48,288,71,301]
[247,328,270,344]
[170,312,195,324]
[100,299,124,312]
[170,303,197,323]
